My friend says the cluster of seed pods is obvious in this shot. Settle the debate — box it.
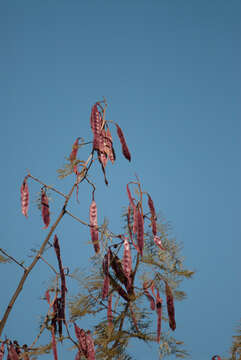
[0,341,30,360]
[89,101,131,185]
[74,323,96,360]
[20,178,51,229]
[143,279,176,342]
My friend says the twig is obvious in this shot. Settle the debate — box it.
[0,181,76,336]
[28,173,67,198]
[0,248,27,271]
[39,255,58,275]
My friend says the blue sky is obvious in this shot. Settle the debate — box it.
[0,1,240,359]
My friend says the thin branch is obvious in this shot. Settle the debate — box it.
[0,181,76,336]
[0,248,27,271]
[39,255,58,275]
[28,173,67,198]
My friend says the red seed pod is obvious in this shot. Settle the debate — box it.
[69,137,80,162]
[136,206,144,256]
[51,327,58,360]
[86,331,96,360]
[90,103,103,151]
[41,188,50,229]
[89,200,100,254]
[212,356,221,360]
[7,343,19,360]
[0,343,4,360]
[126,183,135,210]
[21,176,29,218]
[122,237,132,290]
[105,128,116,164]
[74,324,87,356]
[147,193,157,236]
[155,289,162,343]
[143,281,155,311]
[165,281,176,331]
[154,236,165,251]
[107,293,113,328]
[75,352,81,360]
[133,205,138,235]
[115,124,131,161]
[127,206,133,241]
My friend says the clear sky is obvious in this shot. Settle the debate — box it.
[0,1,240,359]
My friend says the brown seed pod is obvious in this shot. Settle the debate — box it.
[115,124,131,161]
[21,176,29,218]
[41,188,50,229]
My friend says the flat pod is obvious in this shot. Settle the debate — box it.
[21,176,29,218]
[115,124,131,161]
[147,193,157,236]
[89,200,100,253]
[122,237,132,290]
[165,281,176,331]
[41,188,50,229]
[86,331,96,360]
[69,137,80,162]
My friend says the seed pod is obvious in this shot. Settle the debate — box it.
[127,206,133,241]
[51,327,58,360]
[115,124,131,161]
[109,249,128,288]
[212,356,221,360]
[90,103,103,151]
[53,235,67,332]
[105,128,116,164]
[41,188,50,229]
[21,176,29,218]
[143,281,155,311]
[156,290,162,343]
[7,343,18,360]
[122,237,132,291]
[86,331,96,360]
[107,293,113,328]
[0,343,4,360]
[137,206,144,256]
[74,324,87,356]
[69,137,80,162]
[154,236,165,251]
[89,200,100,254]
[126,183,135,210]
[147,193,157,236]
[165,281,176,331]
[133,205,138,235]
